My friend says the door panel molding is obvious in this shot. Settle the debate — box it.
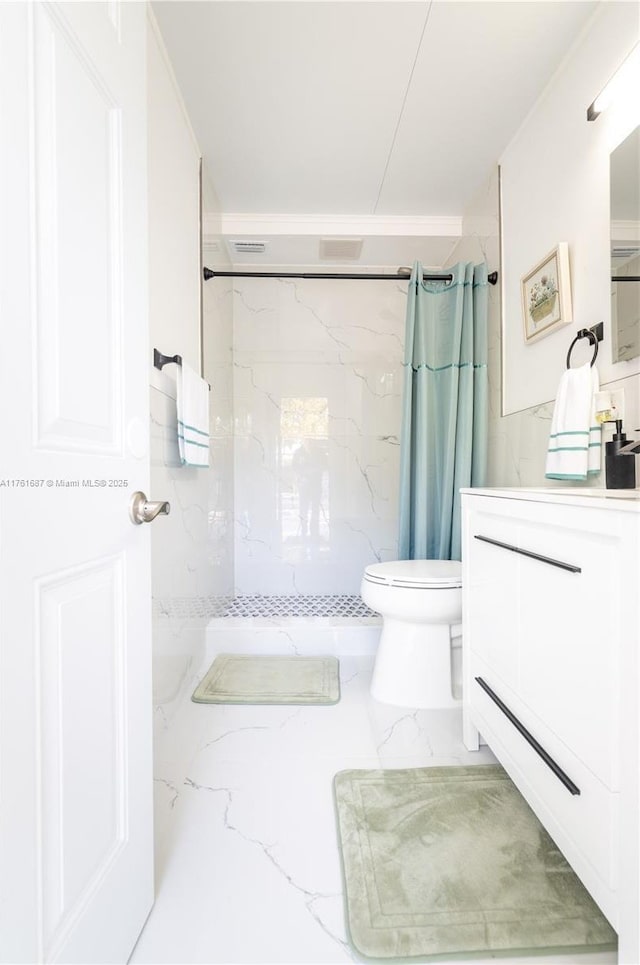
[32,5,124,455]
[36,554,128,959]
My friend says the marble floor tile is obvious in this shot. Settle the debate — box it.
[132,654,617,965]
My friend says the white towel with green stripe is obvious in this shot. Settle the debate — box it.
[177,362,210,468]
[545,362,601,480]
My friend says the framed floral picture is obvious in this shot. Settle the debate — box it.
[521,243,572,343]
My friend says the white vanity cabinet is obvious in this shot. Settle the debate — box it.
[461,488,640,963]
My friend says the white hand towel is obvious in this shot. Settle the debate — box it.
[545,363,601,480]
[587,369,602,475]
[177,362,210,468]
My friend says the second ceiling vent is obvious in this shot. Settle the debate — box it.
[612,246,640,258]
[319,237,363,261]
[230,240,267,254]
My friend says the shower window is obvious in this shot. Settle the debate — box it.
[279,397,330,555]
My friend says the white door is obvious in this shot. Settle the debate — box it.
[0,3,153,962]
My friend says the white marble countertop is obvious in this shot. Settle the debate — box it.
[460,486,640,513]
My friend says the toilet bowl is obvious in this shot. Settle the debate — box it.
[361,559,462,709]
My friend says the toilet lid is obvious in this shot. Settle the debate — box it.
[364,559,462,589]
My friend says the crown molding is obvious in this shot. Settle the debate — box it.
[611,219,640,240]
[203,212,462,239]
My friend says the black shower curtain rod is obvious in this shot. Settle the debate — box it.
[203,267,499,285]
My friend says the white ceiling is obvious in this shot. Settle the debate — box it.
[153,0,598,266]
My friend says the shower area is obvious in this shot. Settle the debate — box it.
[204,273,408,656]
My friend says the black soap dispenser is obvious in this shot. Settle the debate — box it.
[605,420,636,489]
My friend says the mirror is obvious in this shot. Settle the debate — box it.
[610,125,640,362]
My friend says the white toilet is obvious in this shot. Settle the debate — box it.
[361,559,462,709]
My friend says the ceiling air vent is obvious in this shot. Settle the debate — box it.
[230,240,267,254]
[612,246,640,258]
[319,237,363,261]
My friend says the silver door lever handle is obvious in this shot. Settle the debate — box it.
[129,491,171,525]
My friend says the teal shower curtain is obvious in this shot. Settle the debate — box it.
[398,261,489,561]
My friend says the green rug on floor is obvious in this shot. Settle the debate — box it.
[334,764,616,961]
[192,653,340,705]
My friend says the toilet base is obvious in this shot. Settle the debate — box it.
[370,619,460,709]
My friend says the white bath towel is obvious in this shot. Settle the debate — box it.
[545,363,601,480]
[177,361,210,468]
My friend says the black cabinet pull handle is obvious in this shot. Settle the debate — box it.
[474,535,581,573]
[475,677,581,796]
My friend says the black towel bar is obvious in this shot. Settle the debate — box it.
[153,348,211,390]
[154,349,182,371]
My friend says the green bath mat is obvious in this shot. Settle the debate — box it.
[192,654,340,705]
[334,764,616,961]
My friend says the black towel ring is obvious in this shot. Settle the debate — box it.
[566,329,598,369]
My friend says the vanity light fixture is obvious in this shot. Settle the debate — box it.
[587,41,640,120]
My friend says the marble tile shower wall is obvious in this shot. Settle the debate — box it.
[232,278,406,595]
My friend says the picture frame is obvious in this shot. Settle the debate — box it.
[521,243,572,344]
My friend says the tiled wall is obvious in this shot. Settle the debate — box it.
[231,277,406,595]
